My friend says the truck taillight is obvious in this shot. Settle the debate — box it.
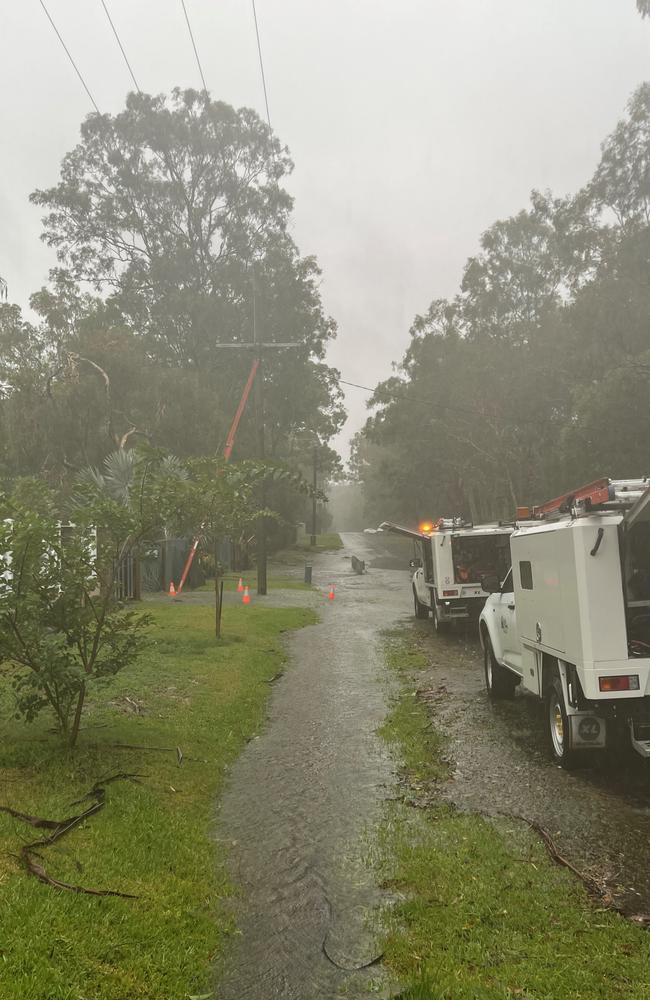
[598,675,640,692]
[442,589,458,597]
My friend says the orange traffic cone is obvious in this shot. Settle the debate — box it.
[328,584,335,601]
[237,577,244,593]
[242,585,251,605]
[168,581,176,597]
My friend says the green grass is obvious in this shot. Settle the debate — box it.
[198,570,312,592]
[0,601,316,1000]
[377,629,650,1000]
[292,531,343,552]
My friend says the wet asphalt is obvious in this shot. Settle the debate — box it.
[214,531,650,998]
[215,532,411,999]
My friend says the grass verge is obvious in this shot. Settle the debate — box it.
[198,570,312,592]
[0,600,316,1000]
[377,628,650,1000]
[292,531,343,552]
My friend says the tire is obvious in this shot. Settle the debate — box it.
[413,586,429,620]
[546,675,583,769]
[432,599,450,634]
[483,634,517,700]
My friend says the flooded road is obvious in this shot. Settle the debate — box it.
[411,625,650,915]
[216,532,411,999]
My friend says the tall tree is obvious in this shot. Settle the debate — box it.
[1,90,343,510]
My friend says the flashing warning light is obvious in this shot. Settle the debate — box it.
[442,589,458,597]
[419,521,434,534]
[328,585,336,601]
[168,581,176,597]
[598,674,640,692]
[242,585,251,605]
[237,577,244,593]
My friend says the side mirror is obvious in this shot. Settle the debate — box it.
[409,558,423,569]
[480,573,500,594]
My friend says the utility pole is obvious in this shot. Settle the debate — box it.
[253,288,268,595]
[310,445,318,546]
[209,274,300,596]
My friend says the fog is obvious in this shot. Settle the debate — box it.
[2,0,649,457]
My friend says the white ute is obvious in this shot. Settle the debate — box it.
[382,518,513,630]
[479,478,650,767]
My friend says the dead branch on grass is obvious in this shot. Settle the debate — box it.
[1,772,142,897]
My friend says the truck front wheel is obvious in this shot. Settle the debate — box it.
[483,635,517,699]
[546,676,583,770]
[413,586,429,620]
[432,600,450,634]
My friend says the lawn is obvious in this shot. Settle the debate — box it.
[0,600,316,1000]
[198,569,312,592]
[377,630,650,1000]
[292,531,343,552]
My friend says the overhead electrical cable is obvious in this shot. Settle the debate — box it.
[251,0,272,129]
[38,0,101,114]
[339,377,474,416]
[180,0,208,92]
[99,0,141,92]
[339,376,543,426]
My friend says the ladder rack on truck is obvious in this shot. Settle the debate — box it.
[381,518,513,632]
[479,476,650,767]
[518,478,650,520]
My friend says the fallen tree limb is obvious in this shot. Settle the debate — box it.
[1,772,142,898]
[500,811,650,926]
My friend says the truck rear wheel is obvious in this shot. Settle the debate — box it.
[413,586,429,620]
[483,635,517,699]
[546,676,583,770]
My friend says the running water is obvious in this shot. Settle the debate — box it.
[216,533,411,998]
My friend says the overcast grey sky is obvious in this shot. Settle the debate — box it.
[2,1,649,457]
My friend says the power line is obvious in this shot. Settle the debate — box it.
[99,0,141,92]
[339,376,542,427]
[38,0,101,114]
[180,0,208,92]
[251,0,272,129]
[339,377,472,416]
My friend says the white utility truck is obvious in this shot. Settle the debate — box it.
[381,518,513,630]
[479,478,650,767]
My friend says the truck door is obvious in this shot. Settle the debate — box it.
[413,539,432,607]
[493,568,523,675]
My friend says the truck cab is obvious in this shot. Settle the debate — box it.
[479,478,650,767]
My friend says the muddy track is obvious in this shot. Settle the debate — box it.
[412,623,650,915]
[215,533,410,999]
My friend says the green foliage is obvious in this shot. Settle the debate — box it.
[0,450,197,745]
[354,82,650,525]
[0,89,343,502]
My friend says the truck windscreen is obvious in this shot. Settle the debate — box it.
[451,535,510,585]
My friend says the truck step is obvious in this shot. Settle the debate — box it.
[629,721,650,758]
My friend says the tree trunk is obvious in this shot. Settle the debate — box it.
[214,540,223,639]
[69,682,86,748]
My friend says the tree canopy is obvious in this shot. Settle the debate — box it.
[353,81,650,526]
[0,90,343,534]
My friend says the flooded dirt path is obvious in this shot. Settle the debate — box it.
[413,626,650,915]
[216,533,411,999]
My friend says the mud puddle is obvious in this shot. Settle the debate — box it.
[215,533,411,998]
[411,624,650,915]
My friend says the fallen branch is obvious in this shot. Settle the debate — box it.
[501,812,650,926]
[1,772,142,897]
